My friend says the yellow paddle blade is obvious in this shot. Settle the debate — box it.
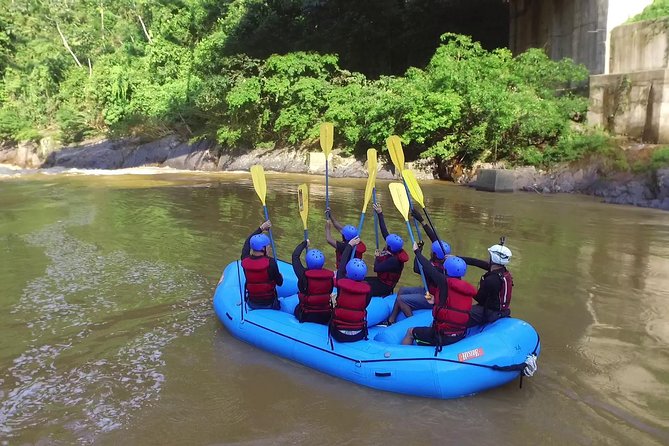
[250,164,267,206]
[389,182,410,221]
[402,169,425,208]
[367,148,378,176]
[297,183,309,229]
[386,135,405,174]
[320,122,334,157]
[361,148,378,213]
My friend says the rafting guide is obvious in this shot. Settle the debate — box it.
[214,124,540,399]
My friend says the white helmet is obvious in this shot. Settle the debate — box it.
[488,244,512,265]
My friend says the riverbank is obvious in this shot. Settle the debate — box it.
[1,135,668,211]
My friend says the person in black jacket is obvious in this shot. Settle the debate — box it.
[460,242,513,326]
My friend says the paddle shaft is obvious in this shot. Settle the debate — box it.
[263,205,278,258]
[325,158,330,210]
[405,220,429,292]
[372,188,380,250]
[402,179,423,242]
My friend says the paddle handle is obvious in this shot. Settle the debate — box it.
[349,212,366,262]
[405,220,429,293]
[372,188,380,250]
[325,158,330,211]
[402,179,423,242]
[263,205,278,259]
[303,229,308,241]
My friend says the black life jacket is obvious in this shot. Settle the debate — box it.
[297,269,335,317]
[480,268,513,311]
[376,249,409,288]
[432,278,477,336]
[331,278,370,333]
[241,256,277,306]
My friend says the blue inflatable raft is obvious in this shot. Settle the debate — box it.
[213,260,540,399]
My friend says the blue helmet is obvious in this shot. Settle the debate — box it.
[250,234,271,251]
[345,258,367,281]
[445,256,467,278]
[305,249,325,270]
[341,225,358,241]
[431,240,451,260]
[385,234,404,253]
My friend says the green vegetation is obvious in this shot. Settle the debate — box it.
[628,0,669,23]
[0,0,590,168]
[650,146,669,169]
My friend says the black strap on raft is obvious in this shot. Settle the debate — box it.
[235,259,245,321]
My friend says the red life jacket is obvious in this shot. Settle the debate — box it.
[432,278,477,336]
[241,256,277,306]
[376,249,410,288]
[331,278,370,333]
[427,259,445,298]
[335,242,367,269]
[298,269,335,315]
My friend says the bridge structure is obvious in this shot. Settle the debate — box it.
[508,0,668,143]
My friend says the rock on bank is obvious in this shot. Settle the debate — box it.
[0,135,425,179]
[465,164,669,211]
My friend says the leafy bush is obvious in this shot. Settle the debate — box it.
[628,0,669,22]
[650,146,669,169]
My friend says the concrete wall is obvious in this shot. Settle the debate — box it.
[588,69,669,143]
[609,19,669,73]
[604,0,654,73]
[509,0,609,74]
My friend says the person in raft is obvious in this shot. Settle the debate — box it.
[367,203,409,297]
[241,220,284,310]
[402,243,477,347]
[460,239,513,326]
[291,239,334,325]
[330,237,372,343]
[325,208,366,269]
[384,239,451,325]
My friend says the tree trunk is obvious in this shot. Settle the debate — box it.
[55,22,83,67]
[137,15,152,43]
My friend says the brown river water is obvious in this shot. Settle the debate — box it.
[0,169,668,445]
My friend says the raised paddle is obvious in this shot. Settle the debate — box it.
[372,187,380,250]
[388,182,429,294]
[350,148,378,261]
[320,122,334,213]
[250,164,278,258]
[386,135,423,242]
[297,183,309,240]
[403,169,448,269]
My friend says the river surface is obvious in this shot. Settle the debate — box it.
[1,168,668,445]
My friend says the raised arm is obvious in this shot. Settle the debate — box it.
[411,208,437,242]
[415,247,445,289]
[292,240,307,278]
[325,219,337,249]
[373,203,390,239]
[338,244,353,277]
[327,208,344,231]
[460,256,491,271]
[241,227,263,259]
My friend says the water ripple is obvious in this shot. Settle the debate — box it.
[0,207,210,442]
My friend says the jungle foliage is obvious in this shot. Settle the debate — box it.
[0,0,590,167]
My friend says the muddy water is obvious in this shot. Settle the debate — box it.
[0,170,668,445]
